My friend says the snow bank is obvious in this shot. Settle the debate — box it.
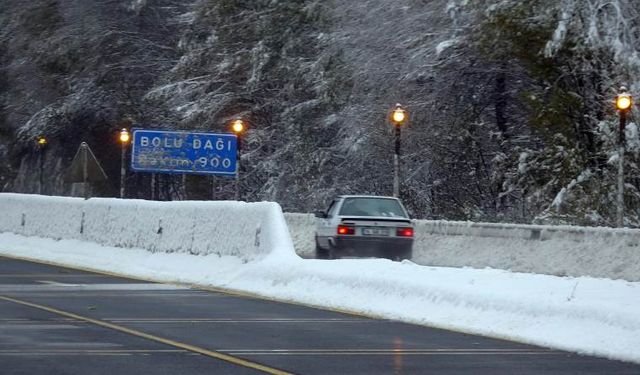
[1,233,639,364]
[285,214,640,281]
[0,193,295,261]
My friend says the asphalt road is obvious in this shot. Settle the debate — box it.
[1,255,638,375]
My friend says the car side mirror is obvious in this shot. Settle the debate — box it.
[314,210,327,218]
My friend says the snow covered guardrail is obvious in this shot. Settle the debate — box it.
[284,213,640,281]
[0,193,295,262]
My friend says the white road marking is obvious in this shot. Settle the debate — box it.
[106,318,368,323]
[0,349,186,354]
[36,280,80,287]
[222,349,555,353]
[0,353,133,357]
[219,348,563,356]
[227,352,564,356]
[0,274,104,278]
[0,283,188,292]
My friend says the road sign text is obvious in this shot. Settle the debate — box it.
[131,129,237,176]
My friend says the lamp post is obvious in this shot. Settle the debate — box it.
[390,104,408,198]
[36,136,47,194]
[118,128,131,199]
[615,89,633,227]
[230,119,246,201]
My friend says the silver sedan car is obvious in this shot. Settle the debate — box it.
[314,195,414,260]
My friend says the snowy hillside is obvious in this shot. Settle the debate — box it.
[1,0,640,226]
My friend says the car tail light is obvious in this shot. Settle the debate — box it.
[337,225,355,235]
[396,227,414,237]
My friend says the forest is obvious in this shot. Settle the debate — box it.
[1,0,639,226]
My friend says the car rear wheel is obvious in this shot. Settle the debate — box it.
[315,238,330,259]
[390,250,412,262]
[328,246,339,260]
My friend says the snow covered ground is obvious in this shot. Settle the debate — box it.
[1,232,639,364]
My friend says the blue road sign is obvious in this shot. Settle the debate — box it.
[131,129,237,176]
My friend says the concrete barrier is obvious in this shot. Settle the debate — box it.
[0,194,295,261]
[1,193,637,281]
[284,213,640,281]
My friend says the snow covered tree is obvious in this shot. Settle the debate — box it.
[476,0,640,226]
[0,0,189,196]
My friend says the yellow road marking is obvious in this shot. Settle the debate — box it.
[0,295,293,375]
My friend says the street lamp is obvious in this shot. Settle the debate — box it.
[118,128,131,199]
[230,119,246,201]
[231,119,245,134]
[615,88,633,227]
[36,136,47,194]
[390,104,408,198]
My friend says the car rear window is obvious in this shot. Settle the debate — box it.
[339,198,407,218]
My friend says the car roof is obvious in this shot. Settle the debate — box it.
[337,195,399,200]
